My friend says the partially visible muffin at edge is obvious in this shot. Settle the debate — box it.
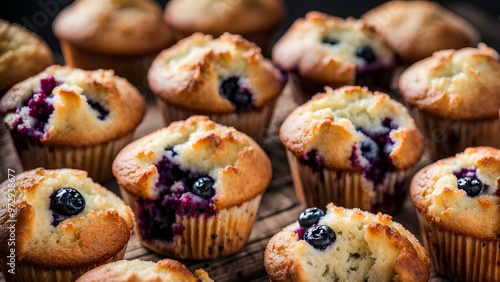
[0,168,135,282]
[76,259,213,282]
[0,19,53,95]
[0,65,146,181]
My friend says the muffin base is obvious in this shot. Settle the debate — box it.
[60,41,159,88]
[120,186,262,260]
[12,132,134,182]
[287,150,411,214]
[0,245,127,282]
[410,108,500,160]
[416,212,500,282]
[157,98,276,143]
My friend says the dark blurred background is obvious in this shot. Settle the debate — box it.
[1,0,499,59]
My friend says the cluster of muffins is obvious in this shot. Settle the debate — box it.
[1,0,499,281]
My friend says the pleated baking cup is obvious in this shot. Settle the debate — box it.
[157,98,276,143]
[416,212,499,282]
[0,244,127,282]
[120,186,262,260]
[286,150,411,214]
[60,40,159,88]
[12,132,134,182]
[410,108,500,160]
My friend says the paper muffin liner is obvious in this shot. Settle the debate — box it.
[60,41,158,88]
[286,150,411,214]
[416,212,499,282]
[120,186,262,260]
[410,108,500,160]
[157,98,276,143]
[12,132,134,182]
[0,244,127,282]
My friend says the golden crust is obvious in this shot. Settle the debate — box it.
[164,0,285,36]
[280,86,423,170]
[399,44,500,120]
[148,33,285,114]
[410,147,500,240]
[0,20,54,94]
[264,204,430,281]
[0,65,146,146]
[53,0,172,55]
[112,116,272,210]
[272,11,394,85]
[362,1,479,64]
[76,259,213,282]
[0,168,134,267]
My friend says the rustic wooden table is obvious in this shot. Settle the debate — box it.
[1,85,451,281]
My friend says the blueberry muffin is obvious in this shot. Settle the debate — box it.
[148,32,286,142]
[164,0,285,52]
[264,204,430,281]
[0,168,135,282]
[112,116,272,259]
[399,43,500,160]
[0,19,53,95]
[280,86,423,214]
[273,12,395,104]
[410,147,500,281]
[0,65,145,182]
[76,259,213,282]
[53,0,173,87]
[362,1,479,65]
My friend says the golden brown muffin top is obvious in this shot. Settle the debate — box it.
[0,65,145,146]
[362,1,479,64]
[280,86,423,171]
[0,168,134,268]
[112,116,272,210]
[148,33,285,114]
[410,147,500,240]
[164,0,285,36]
[0,20,53,94]
[76,259,213,282]
[399,44,500,120]
[264,204,430,282]
[53,0,172,55]
[272,12,394,85]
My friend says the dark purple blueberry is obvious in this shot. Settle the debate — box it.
[322,38,340,45]
[299,150,324,173]
[304,225,336,250]
[295,227,306,240]
[298,207,325,228]
[28,93,54,121]
[40,76,59,95]
[360,136,379,162]
[356,45,376,63]
[87,99,109,120]
[50,188,85,216]
[192,176,216,199]
[219,76,253,109]
[457,177,483,197]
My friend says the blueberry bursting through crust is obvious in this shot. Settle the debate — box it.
[49,187,86,227]
[454,168,486,197]
[218,76,253,110]
[295,208,337,251]
[136,148,218,242]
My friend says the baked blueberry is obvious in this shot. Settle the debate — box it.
[457,176,483,197]
[298,207,325,228]
[87,99,109,120]
[304,225,336,250]
[299,149,324,173]
[50,187,86,216]
[360,136,379,162]
[356,45,376,63]
[322,38,339,45]
[219,76,252,109]
[192,176,216,199]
